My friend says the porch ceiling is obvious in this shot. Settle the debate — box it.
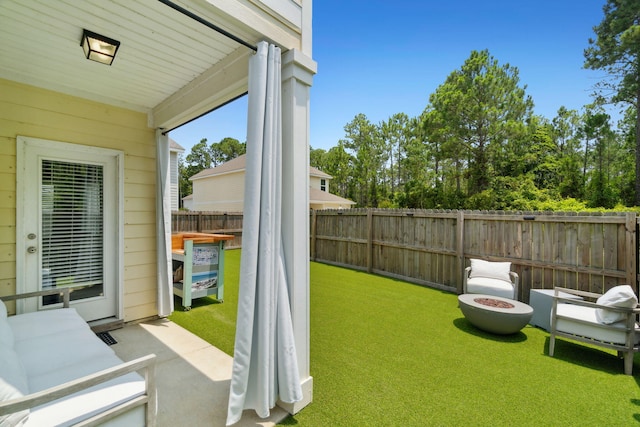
[0,0,300,129]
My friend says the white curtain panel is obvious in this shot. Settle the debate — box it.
[155,129,174,317]
[226,41,302,426]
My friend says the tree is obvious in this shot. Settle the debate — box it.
[427,49,534,198]
[342,114,386,207]
[210,137,245,165]
[379,113,410,195]
[179,138,212,199]
[552,107,584,199]
[323,142,353,199]
[310,147,327,170]
[581,106,618,208]
[584,0,640,204]
[617,106,639,205]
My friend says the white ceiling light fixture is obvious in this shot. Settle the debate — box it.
[81,29,120,65]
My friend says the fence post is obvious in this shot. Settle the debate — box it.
[367,209,373,273]
[626,212,637,292]
[311,210,317,261]
[457,210,465,294]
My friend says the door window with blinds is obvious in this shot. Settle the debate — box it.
[17,136,121,321]
[41,160,104,304]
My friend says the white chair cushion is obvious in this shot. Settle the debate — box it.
[595,285,638,324]
[556,303,640,345]
[469,259,512,282]
[466,277,514,299]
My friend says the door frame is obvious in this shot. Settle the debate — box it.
[16,136,125,321]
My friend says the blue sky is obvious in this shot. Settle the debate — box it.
[170,0,609,153]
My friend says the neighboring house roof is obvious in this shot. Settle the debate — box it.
[190,155,246,180]
[190,154,333,180]
[170,138,185,152]
[309,187,356,205]
[310,166,331,179]
[182,194,193,201]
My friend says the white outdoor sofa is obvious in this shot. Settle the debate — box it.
[0,288,157,426]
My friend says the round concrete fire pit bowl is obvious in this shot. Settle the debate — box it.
[458,294,533,335]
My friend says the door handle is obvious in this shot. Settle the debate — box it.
[27,246,37,254]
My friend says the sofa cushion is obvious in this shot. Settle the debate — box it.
[466,277,514,299]
[0,346,30,426]
[16,331,117,379]
[26,354,146,427]
[556,303,640,345]
[28,353,128,393]
[0,347,28,395]
[595,285,638,324]
[469,259,512,283]
[0,316,13,349]
[7,308,89,342]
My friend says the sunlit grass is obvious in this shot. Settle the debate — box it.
[170,249,640,426]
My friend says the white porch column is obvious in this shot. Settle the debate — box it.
[278,48,317,414]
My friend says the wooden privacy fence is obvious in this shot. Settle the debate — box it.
[173,209,639,302]
[171,211,243,249]
[310,209,638,302]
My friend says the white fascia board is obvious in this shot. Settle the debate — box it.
[151,47,251,130]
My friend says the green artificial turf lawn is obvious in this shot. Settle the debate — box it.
[170,249,640,426]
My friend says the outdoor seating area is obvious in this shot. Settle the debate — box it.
[2,252,640,426]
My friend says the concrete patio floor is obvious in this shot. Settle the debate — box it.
[108,318,289,427]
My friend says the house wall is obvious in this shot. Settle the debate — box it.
[309,175,327,191]
[192,171,245,212]
[0,78,158,322]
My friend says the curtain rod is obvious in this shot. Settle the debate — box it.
[157,0,258,52]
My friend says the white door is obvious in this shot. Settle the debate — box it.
[17,137,123,322]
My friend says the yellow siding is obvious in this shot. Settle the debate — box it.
[309,175,321,190]
[193,171,245,211]
[0,78,157,321]
[310,175,331,192]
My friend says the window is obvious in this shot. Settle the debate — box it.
[320,179,326,192]
[41,160,104,304]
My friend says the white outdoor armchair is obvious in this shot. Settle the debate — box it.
[549,285,640,375]
[463,258,519,300]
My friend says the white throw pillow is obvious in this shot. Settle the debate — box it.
[469,259,512,283]
[595,285,638,324]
